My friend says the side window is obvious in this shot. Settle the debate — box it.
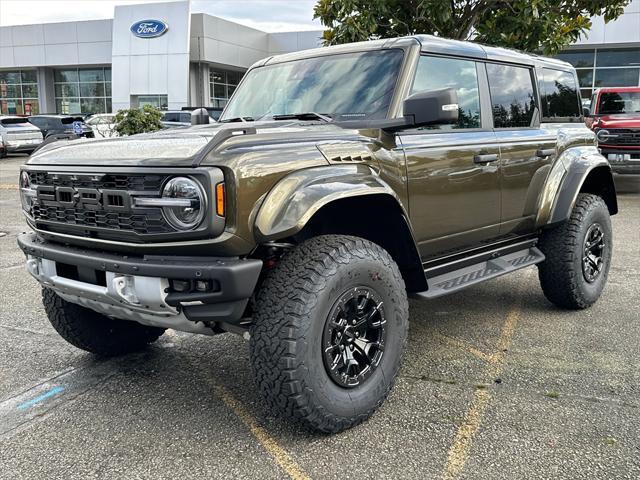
[162,112,177,122]
[539,68,581,120]
[486,63,537,128]
[180,113,192,123]
[411,56,481,129]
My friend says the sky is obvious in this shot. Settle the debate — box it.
[0,0,322,32]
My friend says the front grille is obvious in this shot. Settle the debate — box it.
[604,129,640,146]
[32,204,173,234]
[27,171,176,241]
[28,172,164,191]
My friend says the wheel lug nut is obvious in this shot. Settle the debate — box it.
[352,320,356,325]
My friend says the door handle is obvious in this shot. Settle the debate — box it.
[536,148,555,158]
[473,153,499,164]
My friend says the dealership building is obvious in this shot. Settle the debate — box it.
[1,0,639,115]
[0,1,321,115]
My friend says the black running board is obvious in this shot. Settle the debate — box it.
[414,243,545,299]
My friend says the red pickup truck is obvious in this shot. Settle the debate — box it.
[586,87,640,174]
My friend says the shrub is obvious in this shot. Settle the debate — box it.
[114,105,163,136]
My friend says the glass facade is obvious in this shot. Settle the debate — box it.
[136,95,168,109]
[0,70,39,115]
[54,67,111,114]
[555,48,640,101]
[209,69,243,108]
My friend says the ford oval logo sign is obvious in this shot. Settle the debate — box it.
[130,20,168,38]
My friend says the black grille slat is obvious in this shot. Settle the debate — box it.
[28,172,164,192]
[603,129,640,146]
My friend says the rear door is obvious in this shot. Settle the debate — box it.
[400,55,501,259]
[485,63,563,235]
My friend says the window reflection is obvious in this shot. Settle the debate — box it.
[486,64,537,128]
[411,56,481,129]
[222,50,404,121]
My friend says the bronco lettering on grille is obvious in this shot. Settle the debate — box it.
[36,186,131,211]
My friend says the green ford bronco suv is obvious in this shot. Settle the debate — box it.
[18,35,617,433]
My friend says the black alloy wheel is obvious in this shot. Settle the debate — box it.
[322,287,386,388]
[582,222,605,283]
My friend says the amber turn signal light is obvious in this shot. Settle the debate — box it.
[215,182,225,217]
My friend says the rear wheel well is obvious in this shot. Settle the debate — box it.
[293,195,427,292]
[580,166,618,215]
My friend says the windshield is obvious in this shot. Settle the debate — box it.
[220,49,404,122]
[598,91,640,115]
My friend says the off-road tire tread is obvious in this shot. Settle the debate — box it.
[43,288,165,356]
[538,193,610,310]
[250,235,408,433]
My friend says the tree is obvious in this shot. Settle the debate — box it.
[113,105,164,136]
[313,0,630,55]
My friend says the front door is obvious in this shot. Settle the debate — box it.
[400,55,502,260]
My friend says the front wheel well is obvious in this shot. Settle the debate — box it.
[292,195,427,292]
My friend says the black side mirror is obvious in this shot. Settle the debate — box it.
[191,108,210,125]
[403,88,459,128]
[582,107,590,117]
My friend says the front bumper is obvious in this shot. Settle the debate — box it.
[18,232,262,333]
[599,148,640,174]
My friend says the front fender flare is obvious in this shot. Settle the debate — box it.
[254,164,406,242]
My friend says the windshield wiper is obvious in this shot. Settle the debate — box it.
[219,116,254,123]
[266,112,333,123]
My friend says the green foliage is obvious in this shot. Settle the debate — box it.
[113,105,164,136]
[313,0,630,55]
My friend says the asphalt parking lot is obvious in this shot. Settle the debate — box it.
[0,154,638,479]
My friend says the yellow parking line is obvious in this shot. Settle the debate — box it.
[211,382,312,480]
[0,184,18,190]
[441,301,524,480]
[433,332,495,364]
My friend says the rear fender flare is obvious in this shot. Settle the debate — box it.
[536,145,617,227]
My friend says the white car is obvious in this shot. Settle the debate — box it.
[0,116,43,157]
[85,113,118,138]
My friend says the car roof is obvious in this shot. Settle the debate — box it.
[29,114,83,118]
[261,34,573,72]
[595,87,640,93]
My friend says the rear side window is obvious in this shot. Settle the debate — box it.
[411,56,481,129]
[180,113,192,123]
[539,68,581,120]
[486,63,537,128]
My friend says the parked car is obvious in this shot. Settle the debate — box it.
[181,107,222,121]
[0,115,43,157]
[28,114,94,139]
[585,87,640,174]
[85,113,118,138]
[160,110,193,128]
[18,35,617,434]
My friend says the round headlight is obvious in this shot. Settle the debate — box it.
[596,129,610,143]
[161,177,206,230]
[20,171,33,212]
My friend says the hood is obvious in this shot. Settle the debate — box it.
[594,114,640,129]
[27,121,370,167]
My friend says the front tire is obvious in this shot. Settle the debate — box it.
[538,193,613,309]
[42,288,165,356]
[250,235,409,433]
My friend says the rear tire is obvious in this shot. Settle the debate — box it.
[42,288,165,356]
[250,235,409,433]
[537,193,612,309]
